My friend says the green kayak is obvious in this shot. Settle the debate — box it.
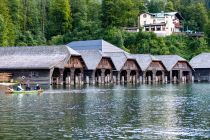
[6,90,43,94]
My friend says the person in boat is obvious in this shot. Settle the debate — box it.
[25,80,31,91]
[7,86,14,92]
[34,84,41,90]
[25,84,31,91]
[16,84,24,91]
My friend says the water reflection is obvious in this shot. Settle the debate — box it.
[0,84,209,139]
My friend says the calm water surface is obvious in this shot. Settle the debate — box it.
[0,84,210,139]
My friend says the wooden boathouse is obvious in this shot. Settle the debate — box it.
[68,39,142,84]
[132,54,166,83]
[0,46,86,85]
[104,52,141,84]
[76,50,115,84]
[190,53,210,82]
[155,55,193,83]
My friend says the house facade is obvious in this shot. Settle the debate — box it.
[139,12,184,36]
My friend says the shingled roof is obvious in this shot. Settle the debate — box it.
[67,39,127,53]
[155,55,187,71]
[104,52,139,71]
[76,50,114,70]
[132,54,159,71]
[0,45,80,69]
[190,53,210,69]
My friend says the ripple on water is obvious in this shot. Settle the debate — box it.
[0,84,210,139]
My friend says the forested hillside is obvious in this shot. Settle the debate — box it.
[0,0,210,59]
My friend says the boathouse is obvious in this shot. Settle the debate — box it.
[132,54,166,83]
[104,52,141,84]
[190,53,210,82]
[0,46,85,85]
[76,50,115,84]
[155,55,193,83]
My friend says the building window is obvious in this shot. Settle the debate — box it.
[30,72,39,78]
[151,27,155,31]
[144,21,146,25]
[143,14,147,18]
[156,26,161,31]
[153,20,156,24]
[145,27,149,31]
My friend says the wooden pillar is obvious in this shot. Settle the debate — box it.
[143,71,146,84]
[127,70,131,83]
[136,70,140,84]
[189,71,192,82]
[117,71,121,84]
[49,68,54,85]
[101,69,105,84]
[59,69,64,85]
[162,71,165,83]
[110,70,113,83]
[91,70,96,85]
[170,70,173,83]
[152,70,157,83]
[80,69,84,85]
[179,70,183,82]
[70,68,75,85]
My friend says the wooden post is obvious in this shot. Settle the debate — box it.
[86,76,90,84]
[143,71,146,84]
[91,70,96,85]
[179,70,183,82]
[70,68,75,85]
[49,68,54,85]
[117,71,121,84]
[101,69,105,84]
[152,70,157,83]
[80,70,84,85]
[162,71,165,84]
[170,70,173,83]
[189,71,192,82]
[59,69,64,85]
[136,71,140,84]
[127,70,131,83]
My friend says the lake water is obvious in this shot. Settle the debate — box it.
[0,84,210,139]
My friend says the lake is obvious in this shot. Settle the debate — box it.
[0,84,209,139]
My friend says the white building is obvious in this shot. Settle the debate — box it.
[139,12,184,36]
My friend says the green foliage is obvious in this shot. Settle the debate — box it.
[102,0,140,27]
[0,0,209,60]
[48,0,72,39]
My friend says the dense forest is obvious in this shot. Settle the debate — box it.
[0,0,210,59]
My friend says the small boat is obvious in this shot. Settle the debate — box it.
[6,89,43,94]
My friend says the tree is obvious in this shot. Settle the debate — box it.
[147,0,164,13]
[48,0,72,39]
[0,0,15,46]
[102,0,140,28]
[165,1,174,12]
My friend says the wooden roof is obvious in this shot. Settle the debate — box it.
[155,55,190,71]
[190,53,210,69]
[0,45,80,70]
[67,39,127,53]
[76,50,115,70]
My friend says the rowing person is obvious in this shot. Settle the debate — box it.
[34,84,41,90]
[17,84,24,91]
